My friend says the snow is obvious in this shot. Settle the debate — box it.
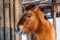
[55,18,60,40]
[22,34,27,40]
[49,17,60,40]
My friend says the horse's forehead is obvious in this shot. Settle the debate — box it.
[24,11,32,16]
[21,10,36,19]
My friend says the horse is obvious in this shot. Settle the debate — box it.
[16,4,56,40]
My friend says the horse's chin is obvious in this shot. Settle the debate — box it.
[22,30,30,34]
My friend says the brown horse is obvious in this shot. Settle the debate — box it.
[16,4,56,40]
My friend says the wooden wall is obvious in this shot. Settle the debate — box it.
[0,0,4,40]
[0,0,22,40]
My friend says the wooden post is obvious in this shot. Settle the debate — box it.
[52,0,57,40]
[15,0,22,40]
[4,0,10,40]
[10,0,15,40]
[0,0,4,40]
[52,0,57,29]
[53,5,57,29]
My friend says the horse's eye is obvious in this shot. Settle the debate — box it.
[27,15,31,18]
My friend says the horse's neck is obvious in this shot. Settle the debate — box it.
[32,32,40,40]
[35,33,40,40]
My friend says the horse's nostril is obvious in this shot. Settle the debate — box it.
[15,27,20,33]
[15,27,23,34]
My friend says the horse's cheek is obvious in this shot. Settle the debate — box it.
[23,28,30,34]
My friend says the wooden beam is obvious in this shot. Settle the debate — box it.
[22,0,41,5]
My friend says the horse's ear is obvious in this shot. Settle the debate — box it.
[33,5,39,12]
[34,7,46,25]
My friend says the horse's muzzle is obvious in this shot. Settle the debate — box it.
[15,27,23,34]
